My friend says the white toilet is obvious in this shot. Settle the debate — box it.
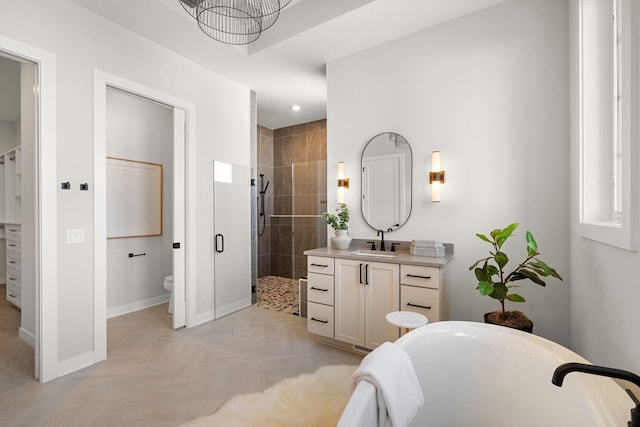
[164,275,174,314]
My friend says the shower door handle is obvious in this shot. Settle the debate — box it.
[215,233,224,253]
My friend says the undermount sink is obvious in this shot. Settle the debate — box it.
[349,250,397,258]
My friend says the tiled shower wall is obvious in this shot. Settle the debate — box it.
[257,125,274,277]
[257,120,327,279]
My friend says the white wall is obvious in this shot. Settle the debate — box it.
[0,55,20,126]
[0,0,250,369]
[106,89,173,315]
[0,120,18,152]
[327,0,571,344]
[569,0,640,374]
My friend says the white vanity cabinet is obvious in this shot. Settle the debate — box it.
[334,259,399,349]
[305,247,451,352]
[400,264,447,324]
[0,147,22,308]
[307,256,335,339]
[5,224,21,308]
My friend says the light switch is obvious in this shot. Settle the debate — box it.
[66,229,85,244]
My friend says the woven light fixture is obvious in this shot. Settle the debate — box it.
[179,0,293,45]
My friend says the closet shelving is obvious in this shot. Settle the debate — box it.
[0,146,22,308]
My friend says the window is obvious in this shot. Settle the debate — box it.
[578,0,638,250]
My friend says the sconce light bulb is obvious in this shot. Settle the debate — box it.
[432,151,441,171]
[432,181,441,203]
[430,151,444,202]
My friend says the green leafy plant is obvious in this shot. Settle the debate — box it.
[322,203,350,231]
[469,223,563,314]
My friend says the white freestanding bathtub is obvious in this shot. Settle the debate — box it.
[339,321,632,426]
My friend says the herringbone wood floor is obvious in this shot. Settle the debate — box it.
[0,304,362,427]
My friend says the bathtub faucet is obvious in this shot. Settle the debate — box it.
[552,362,640,427]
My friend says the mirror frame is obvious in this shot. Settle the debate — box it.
[360,132,413,232]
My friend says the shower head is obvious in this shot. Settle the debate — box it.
[263,181,270,193]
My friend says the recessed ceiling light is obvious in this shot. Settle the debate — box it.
[291,105,301,111]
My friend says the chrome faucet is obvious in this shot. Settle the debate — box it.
[552,362,640,427]
[377,229,386,251]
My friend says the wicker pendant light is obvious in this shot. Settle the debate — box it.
[179,0,293,45]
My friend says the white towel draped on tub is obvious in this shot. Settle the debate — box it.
[353,342,424,427]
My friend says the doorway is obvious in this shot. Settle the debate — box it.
[255,122,328,316]
[105,88,176,324]
[0,53,35,392]
[0,35,57,384]
[93,70,196,362]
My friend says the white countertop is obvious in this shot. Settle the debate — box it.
[304,246,453,268]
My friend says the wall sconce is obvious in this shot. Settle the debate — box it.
[337,161,349,203]
[429,151,445,202]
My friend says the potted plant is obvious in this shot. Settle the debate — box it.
[469,223,563,333]
[322,203,351,250]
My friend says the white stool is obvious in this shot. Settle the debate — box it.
[386,311,428,334]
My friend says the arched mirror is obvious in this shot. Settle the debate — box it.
[361,132,412,231]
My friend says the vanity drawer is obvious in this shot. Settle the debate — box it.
[307,273,334,306]
[401,285,440,322]
[6,282,21,306]
[7,253,21,269]
[401,265,440,289]
[7,273,21,287]
[7,263,20,281]
[6,237,21,255]
[307,256,334,275]
[6,225,20,240]
[307,302,334,338]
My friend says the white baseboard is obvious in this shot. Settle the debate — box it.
[215,297,251,320]
[19,327,35,347]
[195,309,215,326]
[107,294,169,319]
[58,351,95,377]
[192,298,252,327]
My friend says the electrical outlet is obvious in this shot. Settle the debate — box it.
[66,229,85,244]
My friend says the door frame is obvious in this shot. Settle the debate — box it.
[0,35,58,382]
[93,70,197,362]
